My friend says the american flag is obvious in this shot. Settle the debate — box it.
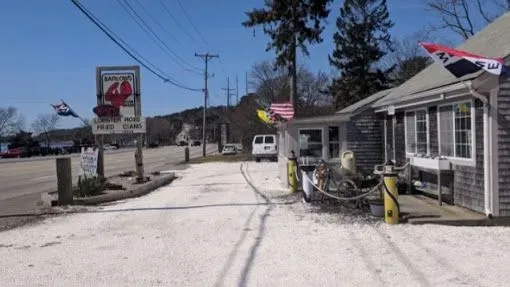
[270,102,294,120]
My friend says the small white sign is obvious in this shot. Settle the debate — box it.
[92,116,146,135]
[101,73,136,117]
[388,105,395,116]
[80,147,99,176]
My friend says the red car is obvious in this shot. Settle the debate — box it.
[0,147,29,158]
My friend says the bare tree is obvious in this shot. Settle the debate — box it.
[423,0,510,40]
[250,60,332,108]
[32,113,61,148]
[0,107,24,137]
[250,61,289,105]
[297,69,332,108]
[0,107,24,149]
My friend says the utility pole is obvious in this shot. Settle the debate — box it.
[236,74,239,104]
[222,77,236,110]
[195,52,219,157]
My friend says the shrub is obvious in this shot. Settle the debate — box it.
[75,175,106,197]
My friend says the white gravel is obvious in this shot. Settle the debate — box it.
[0,161,510,286]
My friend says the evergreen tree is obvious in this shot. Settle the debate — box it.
[243,0,332,109]
[329,0,394,109]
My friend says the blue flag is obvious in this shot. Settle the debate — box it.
[52,102,79,118]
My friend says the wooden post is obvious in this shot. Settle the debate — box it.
[56,157,73,205]
[438,170,442,206]
[96,135,105,179]
[185,147,190,162]
[136,134,144,182]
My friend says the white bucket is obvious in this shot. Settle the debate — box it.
[301,170,314,202]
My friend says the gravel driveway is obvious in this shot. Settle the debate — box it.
[0,162,508,286]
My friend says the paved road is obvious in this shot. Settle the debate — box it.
[0,145,215,202]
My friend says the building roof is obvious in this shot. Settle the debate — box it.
[337,88,394,114]
[288,88,393,126]
[374,12,510,108]
[287,113,350,125]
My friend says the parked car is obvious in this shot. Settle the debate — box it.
[191,140,201,146]
[177,141,188,146]
[252,134,278,162]
[221,144,237,155]
[234,143,243,153]
[104,144,118,151]
[0,147,30,158]
[148,142,159,148]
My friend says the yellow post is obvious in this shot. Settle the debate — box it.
[288,159,298,193]
[383,172,399,224]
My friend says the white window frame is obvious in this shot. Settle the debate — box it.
[437,100,476,165]
[298,127,324,158]
[404,108,430,156]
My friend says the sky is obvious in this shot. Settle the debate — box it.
[0,0,502,130]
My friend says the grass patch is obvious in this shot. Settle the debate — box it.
[188,153,252,164]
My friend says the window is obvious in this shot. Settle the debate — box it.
[328,126,339,158]
[299,129,322,157]
[439,106,454,156]
[264,136,274,144]
[405,110,428,154]
[455,103,472,158]
[405,112,416,153]
[254,136,263,144]
[416,111,427,154]
[439,102,473,159]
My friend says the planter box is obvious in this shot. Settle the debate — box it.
[410,157,451,170]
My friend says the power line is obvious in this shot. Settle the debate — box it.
[131,0,180,44]
[159,0,203,49]
[71,0,167,79]
[70,0,201,92]
[221,77,236,109]
[116,0,201,73]
[173,0,228,78]
[176,0,210,49]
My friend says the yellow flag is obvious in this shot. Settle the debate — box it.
[257,109,273,125]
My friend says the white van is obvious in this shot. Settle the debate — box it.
[252,134,278,162]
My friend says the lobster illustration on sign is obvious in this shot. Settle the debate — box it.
[105,81,133,108]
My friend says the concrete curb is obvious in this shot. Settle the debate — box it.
[42,173,176,206]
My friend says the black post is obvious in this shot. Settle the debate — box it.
[56,157,73,205]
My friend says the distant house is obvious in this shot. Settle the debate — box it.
[277,88,394,181]
[372,12,510,217]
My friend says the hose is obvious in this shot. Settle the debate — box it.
[302,173,382,201]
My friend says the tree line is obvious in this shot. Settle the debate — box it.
[243,0,510,110]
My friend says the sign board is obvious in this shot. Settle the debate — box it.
[92,116,146,135]
[96,66,140,117]
[93,104,120,117]
[101,73,136,117]
[80,147,98,176]
[95,66,144,135]
[388,105,395,116]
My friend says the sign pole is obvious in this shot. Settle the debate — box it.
[95,68,105,179]
[134,66,144,182]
